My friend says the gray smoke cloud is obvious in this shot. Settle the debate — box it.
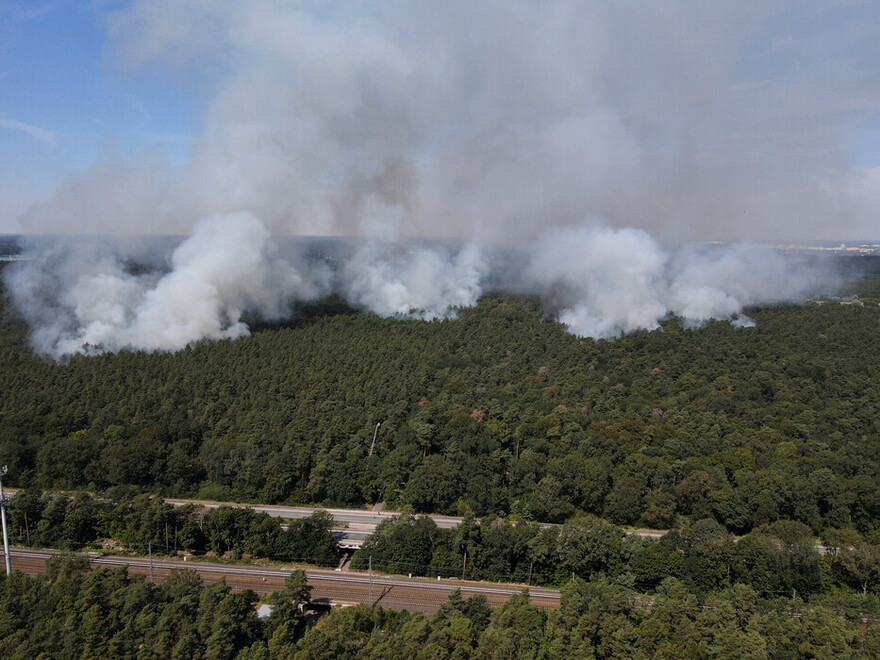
[5,0,870,355]
[665,242,831,327]
[88,0,880,242]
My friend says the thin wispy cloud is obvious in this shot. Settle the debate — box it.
[6,1,59,23]
[0,111,57,147]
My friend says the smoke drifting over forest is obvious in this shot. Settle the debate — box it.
[7,226,838,357]
[5,1,871,356]
[523,226,833,338]
[8,214,326,354]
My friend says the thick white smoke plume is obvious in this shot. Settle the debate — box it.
[341,242,486,320]
[6,220,835,355]
[8,213,323,356]
[524,225,833,339]
[6,226,490,356]
[526,226,668,338]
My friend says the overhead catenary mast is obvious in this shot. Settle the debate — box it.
[0,466,10,575]
[368,421,381,457]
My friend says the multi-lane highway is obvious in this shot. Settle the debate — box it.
[165,497,667,549]
[11,490,829,554]
[8,488,667,549]
[166,499,465,549]
[166,498,831,555]
[4,548,561,614]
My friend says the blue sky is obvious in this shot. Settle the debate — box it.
[2,1,879,240]
[0,1,199,230]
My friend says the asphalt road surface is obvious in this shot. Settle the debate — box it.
[4,548,561,614]
[10,490,829,554]
[165,498,831,554]
[165,499,464,549]
[164,497,672,549]
[9,489,667,548]
[167,499,462,529]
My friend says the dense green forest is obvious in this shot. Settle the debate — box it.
[10,487,877,600]
[2,266,880,655]
[293,578,880,659]
[0,557,314,659]
[349,512,880,598]
[5,488,339,566]
[2,269,879,540]
[1,557,877,659]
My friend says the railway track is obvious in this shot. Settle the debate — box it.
[3,547,561,614]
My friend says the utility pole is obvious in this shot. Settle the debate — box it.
[368,422,381,457]
[0,466,10,575]
[148,541,154,583]
[369,555,374,606]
